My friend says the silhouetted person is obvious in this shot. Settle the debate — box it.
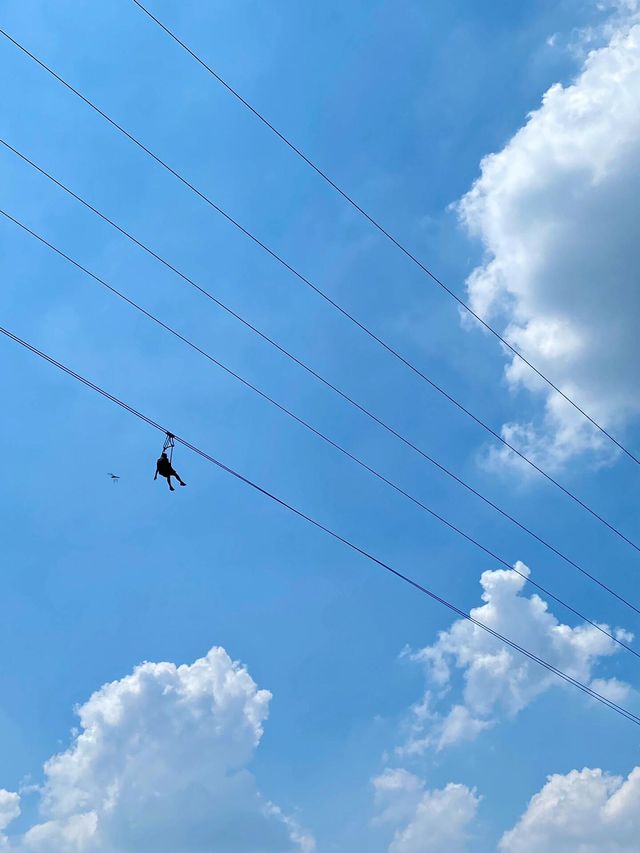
[154,452,186,491]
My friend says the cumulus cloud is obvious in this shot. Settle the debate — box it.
[457,10,640,470]
[500,766,640,852]
[0,791,21,847]
[0,647,312,852]
[373,769,479,853]
[399,562,631,753]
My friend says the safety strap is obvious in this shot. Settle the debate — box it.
[162,432,175,463]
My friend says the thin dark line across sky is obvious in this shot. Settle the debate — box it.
[132,0,640,468]
[2,321,640,729]
[4,204,639,651]
[3,141,640,621]
[0,31,637,555]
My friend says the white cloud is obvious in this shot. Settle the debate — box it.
[372,769,426,827]
[399,562,632,753]
[589,676,631,703]
[500,766,640,852]
[373,769,479,853]
[0,647,313,852]
[0,791,21,847]
[457,10,640,470]
[435,704,492,749]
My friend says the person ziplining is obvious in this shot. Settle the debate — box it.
[154,433,186,491]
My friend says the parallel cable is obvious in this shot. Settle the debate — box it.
[4,205,639,653]
[3,138,640,575]
[1,31,637,553]
[3,321,640,727]
[132,0,640,467]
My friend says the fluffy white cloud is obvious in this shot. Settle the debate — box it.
[0,647,312,852]
[372,769,426,827]
[501,766,640,852]
[400,562,631,753]
[589,676,631,703]
[373,769,479,853]
[457,10,640,469]
[0,791,21,847]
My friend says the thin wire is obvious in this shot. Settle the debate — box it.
[2,322,640,728]
[5,206,639,653]
[132,0,640,467]
[0,29,640,551]
[2,32,637,552]
[3,137,639,570]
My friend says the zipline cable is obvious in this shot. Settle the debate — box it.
[4,205,639,651]
[2,321,640,727]
[0,149,638,564]
[132,0,640,468]
[3,140,639,568]
[2,30,637,546]
[3,139,640,578]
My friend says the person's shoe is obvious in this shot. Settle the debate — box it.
[180,482,187,487]
[169,485,175,491]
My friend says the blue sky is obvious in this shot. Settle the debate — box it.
[2,1,640,850]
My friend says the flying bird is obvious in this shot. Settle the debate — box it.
[107,473,120,483]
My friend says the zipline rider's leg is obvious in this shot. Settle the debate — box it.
[171,467,186,487]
